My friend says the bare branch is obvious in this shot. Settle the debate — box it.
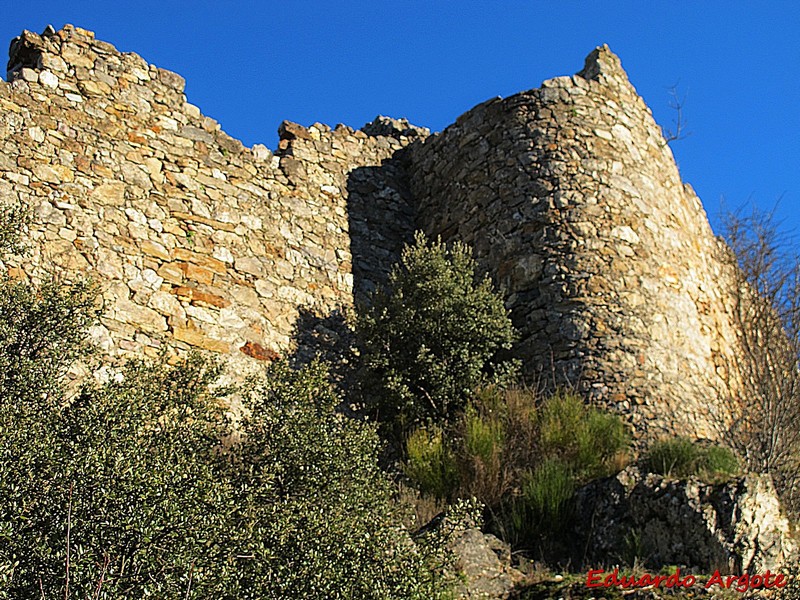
[711,206,800,515]
[65,480,74,600]
[662,84,691,145]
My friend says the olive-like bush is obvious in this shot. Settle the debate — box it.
[357,231,518,435]
[0,271,460,598]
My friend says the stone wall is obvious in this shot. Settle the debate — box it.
[1,25,424,376]
[408,46,740,440]
[1,25,743,440]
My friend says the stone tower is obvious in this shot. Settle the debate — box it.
[409,46,740,439]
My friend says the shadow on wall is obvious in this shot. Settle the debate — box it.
[345,152,417,305]
[279,148,419,401]
[288,307,354,383]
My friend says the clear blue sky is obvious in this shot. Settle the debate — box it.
[4,1,799,241]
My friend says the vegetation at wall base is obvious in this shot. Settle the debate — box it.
[402,386,631,557]
[356,231,518,438]
[644,437,739,483]
[0,244,464,598]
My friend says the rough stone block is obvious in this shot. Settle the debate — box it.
[172,324,230,353]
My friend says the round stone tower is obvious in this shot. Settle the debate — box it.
[409,46,739,441]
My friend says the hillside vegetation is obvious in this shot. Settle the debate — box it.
[0,208,797,598]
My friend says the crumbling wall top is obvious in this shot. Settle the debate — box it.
[576,43,626,83]
[7,24,186,102]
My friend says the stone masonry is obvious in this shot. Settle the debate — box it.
[1,25,424,377]
[409,47,742,440]
[1,25,742,440]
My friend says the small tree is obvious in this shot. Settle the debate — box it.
[229,360,461,599]
[357,232,518,432]
[0,277,99,407]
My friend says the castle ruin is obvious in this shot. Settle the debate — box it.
[1,25,744,440]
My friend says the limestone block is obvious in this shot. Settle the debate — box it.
[172,324,230,353]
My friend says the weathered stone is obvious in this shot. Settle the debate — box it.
[140,239,170,261]
[39,70,59,88]
[0,27,759,455]
[91,182,126,206]
[157,262,183,284]
[20,67,37,83]
[172,324,230,353]
[451,529,522,599]
[148,290,185,317]
[172,248,227,273]
[111,299,168,333]
[179,262,214,285]
[172,286,230,308]
[234,256,264,277]
[171,211,236,232]
[240,341,279,362]
[572,466,797,572]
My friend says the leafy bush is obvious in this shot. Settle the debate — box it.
[0,351,231,598]
[229,360,462,599]
[0,274,461,597]
[644,437,739,482]
[2,353,463,598]
[0,277,99,406]
[0,199,29,256]
[357,231,518,433]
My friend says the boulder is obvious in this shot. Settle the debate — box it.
[572,466,797,572]
[451,528,523,599]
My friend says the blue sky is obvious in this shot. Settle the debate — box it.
[4,1,799,241]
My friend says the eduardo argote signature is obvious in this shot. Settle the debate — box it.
[586,567,789,593]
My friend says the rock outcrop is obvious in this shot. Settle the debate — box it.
[451,528,523,599]
[0,25,748,441]
[572,466,797,572]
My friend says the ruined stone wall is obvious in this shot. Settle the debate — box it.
[1,26,744,440]
[408,46,740,440]
[1,25,423,375]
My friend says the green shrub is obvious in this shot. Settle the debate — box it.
[0,270,461,597]
[699,445,740,482]
[404,425,461,500]
[519,460,575,529]
[484,390,629,550]
[538,391,630,480]
[0,353,231,598]
[357,231,518,434]
[0,277,99,407]
[402,386,632,556]
[644,437,739,482]
[0,200,29,256]
[2,352,462,598]
[645,437,699,477]
[228,360,460,599]
[463,405,505,465]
